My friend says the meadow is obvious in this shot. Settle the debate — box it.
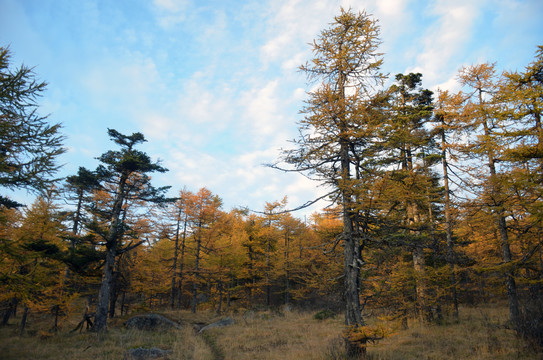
[1,303,540,359]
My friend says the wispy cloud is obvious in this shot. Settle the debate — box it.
[153,0,190,28]
[408,0,479,90]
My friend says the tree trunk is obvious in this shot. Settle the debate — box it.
[192,232,201,313]
[108,271,119,318]
[93,245,116,331]
[441,124,459,319]
[171,208,182,309]
[482,108,520,326]
[412,242,428,322]
[177,213,188,309]
[92,172,128,332]
[498,213,520,325]
[285,231,290,305]
[120,291,127,316]
[1,298,17,326]
[217,280,223,314]
[19,306,29,336]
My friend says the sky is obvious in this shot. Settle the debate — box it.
[1,0,542,218]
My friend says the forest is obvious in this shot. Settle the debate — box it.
[1,8,542,359]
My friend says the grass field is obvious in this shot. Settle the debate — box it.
[0,304,541,359]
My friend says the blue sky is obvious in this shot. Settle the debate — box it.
[1,0,542,217]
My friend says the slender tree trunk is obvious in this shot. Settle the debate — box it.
[404,144,429,323]
[217,280,223,314]
[19,306,29,336]
[171,208,182,309]
[284,230,290,305]
[482,110,520,325]
[412,240,428,321]
[177,212,188,309]
[497,213,520,324]
[52,305,59,331]
[440,124,459,319]
[265,216,272,308]
[192,232,201,313]
[72,189,83,238]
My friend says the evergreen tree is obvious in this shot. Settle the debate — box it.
[0,47,65,208]
[91,129,171,332]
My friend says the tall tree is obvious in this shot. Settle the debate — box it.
[274,8,385,356]
[91,129,170,332]
[167,188,193,309]
[381,73,437,322]
[0,47,65,208]
[457,63,520,326]
[434,89,464,319]
[187,187,222,313]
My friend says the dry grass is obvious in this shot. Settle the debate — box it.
[0,310,214,360]
[365,306,539,360]
[211,309,343,359]
[0,304,541,360]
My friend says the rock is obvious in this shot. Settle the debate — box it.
[198,317,235,333]
[123,347,172,360]
[125,314,180,331]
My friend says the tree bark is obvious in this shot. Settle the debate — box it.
[171,207,182,309]
[94,245,116,331]
[441,123,459,319]
[19,306,29,336]
[192,231,201,313]
[482,103,520,326]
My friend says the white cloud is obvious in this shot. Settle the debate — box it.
[154,0,188,12]
[406,1,480,89]
[153,0,190,28]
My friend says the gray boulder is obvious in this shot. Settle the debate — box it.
[124,347,172,360]
[125,314,180,331]
[198,317,235,333]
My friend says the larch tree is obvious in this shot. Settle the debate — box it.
[498,47,543,344]
[274,8,385,356]
[457,63,520,326]
[262,198,285,307]
[187,187,222,313]
[91,129,170,332]
[10,192,69,333]
[167,188,193,309]
[433,89,465,319]
[0,47,65,208]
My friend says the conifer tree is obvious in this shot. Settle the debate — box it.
[91,129,170,332]
[457,63,520,326]
[0,47,65,208]
[274,8,385,356]
[380,73,437,322]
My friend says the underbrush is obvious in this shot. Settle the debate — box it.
[0,304,541,359]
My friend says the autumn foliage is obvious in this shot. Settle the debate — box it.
[1,12,543,356]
